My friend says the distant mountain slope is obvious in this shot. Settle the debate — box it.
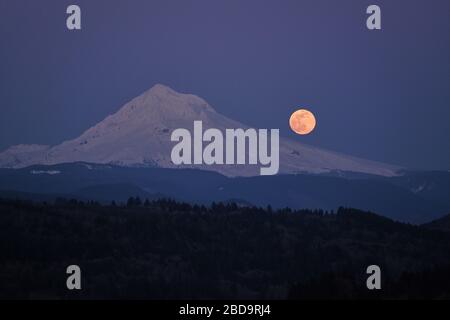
[389,171,450,209]
[0,163,447,223]
[74,183,163,203]
[0,84,399,177]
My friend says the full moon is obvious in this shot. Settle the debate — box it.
[289,109,316,135]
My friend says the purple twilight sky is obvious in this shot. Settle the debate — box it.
[0,0,449,170]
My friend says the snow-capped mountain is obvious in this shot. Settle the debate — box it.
[0,84,400,176]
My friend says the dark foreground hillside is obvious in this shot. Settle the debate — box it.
[1,198,450,299]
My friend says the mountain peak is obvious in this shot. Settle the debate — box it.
[0,85,400,176]
[135,84,215,114]
[147,83,177,95]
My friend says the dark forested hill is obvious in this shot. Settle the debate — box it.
[1,198,450,299]
[423,213,450,232]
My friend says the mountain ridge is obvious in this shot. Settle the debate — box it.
[0,84,400,177]
[1,162,448,223]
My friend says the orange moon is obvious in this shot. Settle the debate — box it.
[289,109,316,135]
